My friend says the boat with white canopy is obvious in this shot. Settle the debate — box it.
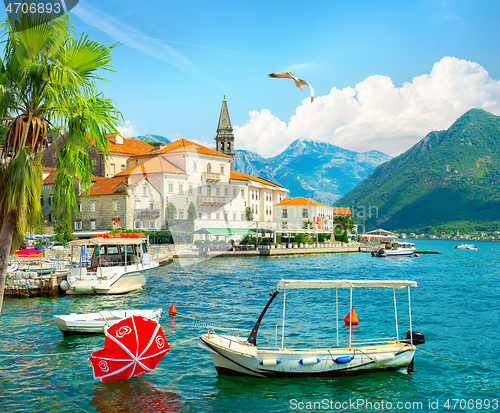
[198,279,424,378]
[61,234,158,295]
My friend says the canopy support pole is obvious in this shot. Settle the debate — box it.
[393,288,399,339]
[349,286,353,350]
[408,286,413,346]
[281,288,286,349]
[336,287,339,348]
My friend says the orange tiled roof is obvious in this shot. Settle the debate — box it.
[275,197,330,208]
[230,170,283,188]
[131,138,231,159]
[116,156,186,178]
[332,207,352,215]
[107,133,153,156]
[43,172,108,185]
[81,176,129,196]
[43,167,56,172]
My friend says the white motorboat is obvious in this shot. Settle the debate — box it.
[199,279,424,378]
[372,242,415,258]
[455,243,474,250]
[53,308,162,336]
[61,234,159,295]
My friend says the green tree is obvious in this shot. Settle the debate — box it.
[332,215,355,233]
[245,207,253,221]
[165,202,177,221]
[302,220,314,229]
[187,202,196,220]
[0,13,121,313]
[53,219,72,244]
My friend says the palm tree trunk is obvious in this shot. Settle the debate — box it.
[0,210,17,315]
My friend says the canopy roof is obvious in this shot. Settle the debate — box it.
[193,228,255,236]
[277,279,417,289]
[69,238,145,247]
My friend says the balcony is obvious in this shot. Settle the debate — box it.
[197,195,226,207]
[134,209,161,219]
[203,172,221,182]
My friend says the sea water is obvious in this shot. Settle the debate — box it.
[1,240,499,412]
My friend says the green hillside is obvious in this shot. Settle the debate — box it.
[335,109,500,234]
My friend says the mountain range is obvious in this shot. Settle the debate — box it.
[130,134,171,145]
[335,108,500,233]
[234,139,392,205]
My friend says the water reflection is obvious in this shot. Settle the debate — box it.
[90,379,185,412]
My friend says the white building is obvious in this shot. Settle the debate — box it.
[274,197,351,231]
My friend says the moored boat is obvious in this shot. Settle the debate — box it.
[61,233,159,295]
[53,308,162,336]
[372,242,415,258]
[198,279,424,378]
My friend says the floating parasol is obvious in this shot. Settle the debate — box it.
[89,315,170,383]
[14,248,43,257]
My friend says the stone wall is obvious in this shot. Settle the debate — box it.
[4,272,61,297]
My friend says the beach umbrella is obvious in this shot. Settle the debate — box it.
[89,315,170,383]
[14,248,43,257]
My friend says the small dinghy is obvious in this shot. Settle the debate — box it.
[53,308,162,336]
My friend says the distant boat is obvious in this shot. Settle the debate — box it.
[455,243,474,249]
[53,308,162,336]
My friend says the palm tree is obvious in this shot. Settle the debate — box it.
[0,13,122,314]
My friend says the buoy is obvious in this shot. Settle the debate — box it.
[415,253,420,257]
[168,302,177,316]
[334,356,353,364]
[344,306,358,326]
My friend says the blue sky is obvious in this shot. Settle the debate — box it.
[4,0,500,157]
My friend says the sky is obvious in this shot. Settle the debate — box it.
[4,0,500,158]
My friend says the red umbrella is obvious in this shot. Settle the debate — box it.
[14,248,43,257]
[89,315,170,383]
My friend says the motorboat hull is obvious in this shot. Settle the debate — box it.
[53,308,162,335]
[65,264,158,295]
[199,334,416,378]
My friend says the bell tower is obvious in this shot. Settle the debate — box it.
[215,96,235,170]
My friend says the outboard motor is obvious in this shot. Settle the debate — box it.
[404,330,425,345]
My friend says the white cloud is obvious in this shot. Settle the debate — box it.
[234,57,500,157]
[117,120,137,138]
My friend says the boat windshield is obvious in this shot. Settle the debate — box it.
[90,244,138,267]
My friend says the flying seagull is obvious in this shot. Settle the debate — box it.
[268,71,315,102]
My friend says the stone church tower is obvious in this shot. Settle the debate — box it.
[215,96,235,170]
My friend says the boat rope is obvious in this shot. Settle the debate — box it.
[416,348,465,365]
[162,312,247,327]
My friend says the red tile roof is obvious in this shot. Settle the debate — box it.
[230,171,284,188]
[276,197,330,207]
[116,156,186,178]
[106,133,153,156]
[131,139,231,159]
[81,176,129,196]
[43,172,108,186]
[43,167,56,172]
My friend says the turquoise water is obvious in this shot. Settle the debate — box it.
[1,240,499,412]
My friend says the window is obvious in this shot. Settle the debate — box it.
[143,186,147,196]
[48,195,52,206]
[91,221,96,230]
[40,196,44,206]
[168,183,173,193]
[282,209,288,218]
[252,191,254,200]
[241,213,244,221]
[189,185,193,194]
[241,189,244,197]
[224,213,228,220]
[91,202,96,212]
[207,163,212,173]
[48,213,52,222]
[220,142,224,151]
[135,201,141,209]
[216,213,220,220]
[198,186,202,195]
[255,206,258,214]
[134,220,141,229]
[207,213,211,220]
[233,188,237,197]
[233,213,236,220]
[149,220,155,229]
[227,142,231,151]
[302,208,308,218]
[216,187,220,196]
[74,221,82,231]
[224,188,228,197]
[193,162,197,172]
[52,152,56,159]
[221,165,224,174]
[121,164,126,171]
[149,202,154,209]
[178,212,183,219]
[179,184,183,194]
[207,186,211,196]
[111,164,115,174]
[78,203,82,212]
[198,212,202,219]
